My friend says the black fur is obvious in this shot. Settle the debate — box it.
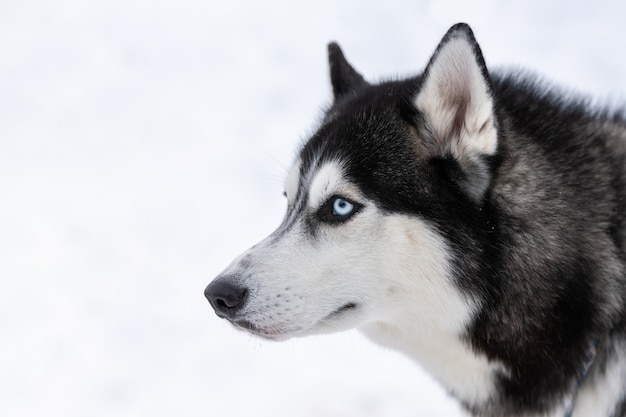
[299,23,626,416]
[328,42,368,100]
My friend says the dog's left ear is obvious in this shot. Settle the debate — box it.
[328,42,368,101]
[416,23,497,201]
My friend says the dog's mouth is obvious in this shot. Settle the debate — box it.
[232,302,359,340]
[324,302,358,320]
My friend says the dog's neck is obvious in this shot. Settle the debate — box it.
[360,320,501,407]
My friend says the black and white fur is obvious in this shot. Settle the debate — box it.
[205,24,626,416]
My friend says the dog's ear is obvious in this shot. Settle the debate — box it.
[328,42,367,101]
[415,23,497,202]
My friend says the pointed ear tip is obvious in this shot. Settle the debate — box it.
[450,22,472,31]
[328,42,343,56]
[446,23,476,40]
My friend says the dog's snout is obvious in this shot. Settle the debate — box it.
[204,277,248,318]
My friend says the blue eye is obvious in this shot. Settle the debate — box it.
[332,198,355,217]
[318,196,361,224]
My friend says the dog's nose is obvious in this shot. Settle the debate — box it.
[204,277,248,318]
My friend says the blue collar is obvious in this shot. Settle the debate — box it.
[564,332,606,417]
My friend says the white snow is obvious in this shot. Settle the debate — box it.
[1,1,625,416]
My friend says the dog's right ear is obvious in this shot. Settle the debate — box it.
[328,42,367,101]
[415,23,497,202]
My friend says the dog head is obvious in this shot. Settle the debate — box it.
[205,23,498,341]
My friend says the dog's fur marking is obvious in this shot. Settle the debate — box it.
[359,216,501,405]
[306,160,365,213]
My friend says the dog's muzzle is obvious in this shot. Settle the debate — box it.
[204,276,248,319]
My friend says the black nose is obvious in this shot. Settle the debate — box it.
[204,277,248,318]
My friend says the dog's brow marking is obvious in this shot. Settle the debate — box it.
[308,161,345,209]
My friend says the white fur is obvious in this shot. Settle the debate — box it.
[218,159,502,406]
[358,215,500,405]
[415,37,497,159]
[307,160,359,209]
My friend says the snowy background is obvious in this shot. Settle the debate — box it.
[1,1,625,416]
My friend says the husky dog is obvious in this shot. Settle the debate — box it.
[205,23,626,416]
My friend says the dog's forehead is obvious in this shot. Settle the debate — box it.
[284,80,425,212]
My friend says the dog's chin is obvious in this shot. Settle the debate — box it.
[232,302,361,341]
[231,320,294,341]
